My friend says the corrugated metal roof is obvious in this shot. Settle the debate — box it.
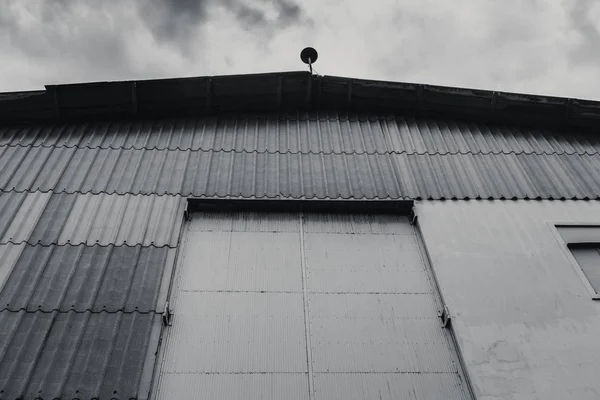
[0,244,175,313]
[0,192,184,247]
[2,146,600,199]
[2,114,599,155]
[0,310,161,400]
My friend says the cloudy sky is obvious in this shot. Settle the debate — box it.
[1,0,600,100]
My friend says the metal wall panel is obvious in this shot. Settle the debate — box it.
[3,146,600,199]
[0,192,183,247]
[309,293,456,373]
[161,292,307,373]
[155,373,310,400]
[0,310,161,400]
[313,373,468,400]
[156,212,468,399]
[0,244,175,313]
[188,212,301,232]
[304,233,429,293]
[415,200,600,400]
[2,114,600,156]
[180,231,303,292]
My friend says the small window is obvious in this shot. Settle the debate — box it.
[556,225,600,299]
[569,246,600,294]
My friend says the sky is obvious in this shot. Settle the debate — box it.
[1,0,600,100]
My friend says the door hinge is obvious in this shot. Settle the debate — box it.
[438,305,451,328]
[162,301,173,326]
[409,207,418,225]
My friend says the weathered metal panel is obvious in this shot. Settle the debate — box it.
[2,114,600,156]
[0,244,175,312]
[188,211,300,232]
[0,192,183,247]
[156,212,468,399]
[0,310,161,400]
[304,233,430,293]
[415,200,600,400]
[313,373,468,400]
[181,231,302,292]
[2,146,600,199]
[302,213,413,234]
[155,373,310,400]
[309,293,456,373]
[161,292,307,373]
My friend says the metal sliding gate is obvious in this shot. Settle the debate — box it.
[153,202,470,400]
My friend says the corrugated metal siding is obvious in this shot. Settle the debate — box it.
[414,200,600,399]
[156,212,468,399]
[1,114,600,200]
[2,114,600,156]
[0,244,175,312]
[2,146,600,199]
[0,310,161,400]
[0,192,184,246]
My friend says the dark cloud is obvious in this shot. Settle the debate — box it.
[568,0,600,66]
[139,0,310,44]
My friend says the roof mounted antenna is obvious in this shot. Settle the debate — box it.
[300,47,318,74]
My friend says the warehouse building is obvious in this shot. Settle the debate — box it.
[1,70,600,399]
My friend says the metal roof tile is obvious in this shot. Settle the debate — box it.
[0,192,184,247]
[3,146,600,200]
[0,244,175,313]
[0,310,161,400]
[3,114,600,155]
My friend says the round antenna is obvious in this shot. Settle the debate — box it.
[300,47,318,73]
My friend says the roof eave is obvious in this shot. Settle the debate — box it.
[1,71,600,130]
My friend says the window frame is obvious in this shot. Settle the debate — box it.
[548,221,600,300]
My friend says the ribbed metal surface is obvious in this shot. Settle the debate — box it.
[304,233,429,293]
[2,114,600,156]
[2,145,600,199]
[309,293,455,372]
[0,310,161,400]
[162,291,307,373]
[188,212,300,232]
[0,244,25,294]
[0,244,175,313]
[0,192,183,247]
[180,231,303,292]
[313,373,469,400]
[155,374,310,400]
[156,212,468,399]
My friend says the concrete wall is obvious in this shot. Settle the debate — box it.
[416,200,600,400]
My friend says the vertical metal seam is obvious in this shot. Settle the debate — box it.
[299,212,315,399]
